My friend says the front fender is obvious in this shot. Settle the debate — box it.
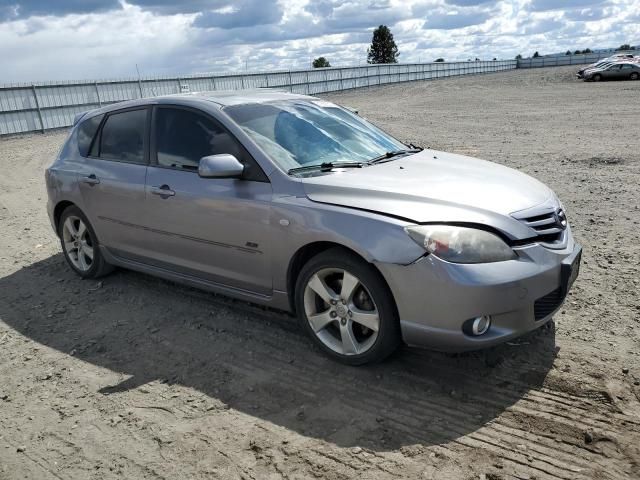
[270,196,424,293]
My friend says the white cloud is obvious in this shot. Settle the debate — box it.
[0,0,638,82]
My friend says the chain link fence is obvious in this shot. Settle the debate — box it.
[0,60,515,136]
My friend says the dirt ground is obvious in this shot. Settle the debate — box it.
[1,65,639,480]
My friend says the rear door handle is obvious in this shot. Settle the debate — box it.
[150,185,176,197]
[81,174,100,185]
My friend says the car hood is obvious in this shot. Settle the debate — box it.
[300,150,555,239]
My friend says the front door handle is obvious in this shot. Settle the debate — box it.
[81,174,100,185]
[150,185,176,197]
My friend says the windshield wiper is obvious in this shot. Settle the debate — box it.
[367,148,422,165]
[288,161,366,175]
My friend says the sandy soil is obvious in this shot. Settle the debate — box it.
[1,66,639,480]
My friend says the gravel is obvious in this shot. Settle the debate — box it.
[1,65,639,479]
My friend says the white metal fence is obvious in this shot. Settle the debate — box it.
[0,60,515,136]
[517,52,611,68]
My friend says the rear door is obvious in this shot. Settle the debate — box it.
[76,107,150,257]
[620,64,634,79]
[141,105,274,295]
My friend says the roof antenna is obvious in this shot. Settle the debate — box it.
[136,63,156,97]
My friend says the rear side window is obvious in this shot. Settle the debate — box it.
[97,109,147,164]
[77,114,103,157]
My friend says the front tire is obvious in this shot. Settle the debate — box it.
[58,205,114,279]
[592,74,602,82]
[630,72,639,81]
[294,248,401,365]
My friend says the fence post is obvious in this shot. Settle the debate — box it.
[306,70,310,94]
[137,77,143,98]
[31,84,45,133]
[288,70,293,92]
[339,68,344,90]
[176,77,181,93]
[94,82,102,106]
[211,76,217,90]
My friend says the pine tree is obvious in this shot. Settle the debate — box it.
[367,25,399,64]
[312,57,331,68]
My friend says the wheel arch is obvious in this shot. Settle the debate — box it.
[286,241,396,315]
[53,200,77,236]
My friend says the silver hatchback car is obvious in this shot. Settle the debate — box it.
[46,90,581,364]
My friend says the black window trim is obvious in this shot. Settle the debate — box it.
[149,104,269,183]
[87,106,151,166]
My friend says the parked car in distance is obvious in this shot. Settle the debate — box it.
[577,60,613,78]
[577,54,640,78]
[46,90,582,364]
[583,62,640,81]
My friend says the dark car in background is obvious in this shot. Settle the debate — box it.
[582,62,640,81]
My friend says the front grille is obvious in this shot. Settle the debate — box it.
[534,287,565,320]
[517,209,566,244]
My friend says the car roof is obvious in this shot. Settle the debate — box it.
[189,89,315,106]
[93,89,314,114]
[76,89,323,124]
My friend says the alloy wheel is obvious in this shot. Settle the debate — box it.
[303,268,380,356]
[62,215,94,272]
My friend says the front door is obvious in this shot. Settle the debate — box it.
[141,105,273,295]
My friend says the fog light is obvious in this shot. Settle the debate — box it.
[463,315,492,336]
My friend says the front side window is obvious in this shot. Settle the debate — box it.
[224,99,407,172]
[153,107,267,181]
[98,109,147,164]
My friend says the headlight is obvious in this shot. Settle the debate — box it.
[405,225,516,264]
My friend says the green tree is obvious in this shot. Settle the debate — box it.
[515,54,522,60]
[312,57,331,68]
[617,44,632,51]
[583,48,592,54]
[565,50,572,55]
[434,58,444,62]
[533,51,540,58]
[367,25,399,64]
[574,49,581,55]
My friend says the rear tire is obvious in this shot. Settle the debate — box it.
[58,205,114,279]
[294,248,401,365]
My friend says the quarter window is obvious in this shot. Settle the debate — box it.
[98,109,147,164]
[77,114,103,157]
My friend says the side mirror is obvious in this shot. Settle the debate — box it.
[198,154,244,179]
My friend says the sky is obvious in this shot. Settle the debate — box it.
[0,0,639,83]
